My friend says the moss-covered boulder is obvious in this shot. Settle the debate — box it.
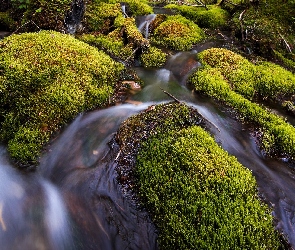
[115,102,281,249]
[189,48,295,158]
[198,48,295,101]
[165,4,229,29]
[150,15,205,51]
[0,30,124,166]
[140,46,167,67]
[84,0,152,32]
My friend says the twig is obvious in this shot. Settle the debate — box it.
[160,87,181,103]
[12,20,41,35]
[279,33,292,53]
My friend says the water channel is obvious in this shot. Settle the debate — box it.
[0,12,295,250]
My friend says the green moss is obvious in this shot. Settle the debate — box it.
[78,33,134,61]
[140,46,167,67]
[165,4,229,29]
[198,48,295,101]
[0,30,124,166]
[151,15,205,51]
[136,124,281,249]
[116,102,281,249]
[189,60,295,158]
[85,2,122,32]
[124,17,149,48]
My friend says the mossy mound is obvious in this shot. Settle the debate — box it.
[115,102,281,249]
[140,46,167,67]
[78,33,134,62]
[189,49,295,158]
[165,4,229,29]
[150,15,205,51]
[0,30,124,166]
[199,48,295,101]
[85,0,152,32]
[81,1,149,63]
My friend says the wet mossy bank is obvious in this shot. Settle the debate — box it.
[115,102,283,249]
[0,30,124,166]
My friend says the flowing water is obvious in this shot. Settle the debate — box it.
[1,14,295,250]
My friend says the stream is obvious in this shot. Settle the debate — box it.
[1,13,295,250]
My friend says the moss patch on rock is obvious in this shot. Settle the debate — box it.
[198,48,295,101]
[140,46,167,67]
[189,49,295,158]
[0,30,124,166]
[115,102,281,249]
[165,4,229,29]
[150,15,205,51]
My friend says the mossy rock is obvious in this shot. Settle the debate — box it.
[198,48,295,101]
[78,33,134,61]
[140,46,167,67]
[165,4,229,29]
[0,30,124,166]
[84,2,122,33]
[189,50,295,158]
[115,102,281,249]
[150,15,205,51]
[85,0,152,32]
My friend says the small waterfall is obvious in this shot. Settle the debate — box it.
[136,14,156,39]
[120,3,128,18]
[64,0,85,34]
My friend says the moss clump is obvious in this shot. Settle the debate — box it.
[0,30,124,166]
[116,102,281,249]
[84,2,122,33]
[199,48,295,101]
[78,33,134,61]
[137,126,281,249]
[140,46,167,67]
[189,62,295,158]
[165,4,229,29]
[150,15,205,51]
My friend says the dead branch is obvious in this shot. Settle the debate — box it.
[160,87,181,103]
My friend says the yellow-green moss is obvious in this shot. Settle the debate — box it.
[151,15,205,51]
[140,46,167,67]
[116,102,281,249]
[189,55,295,158]
[198,48,295,100]
[165,4,229,29]
[78,33,134,61]
[0,30,124,166]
